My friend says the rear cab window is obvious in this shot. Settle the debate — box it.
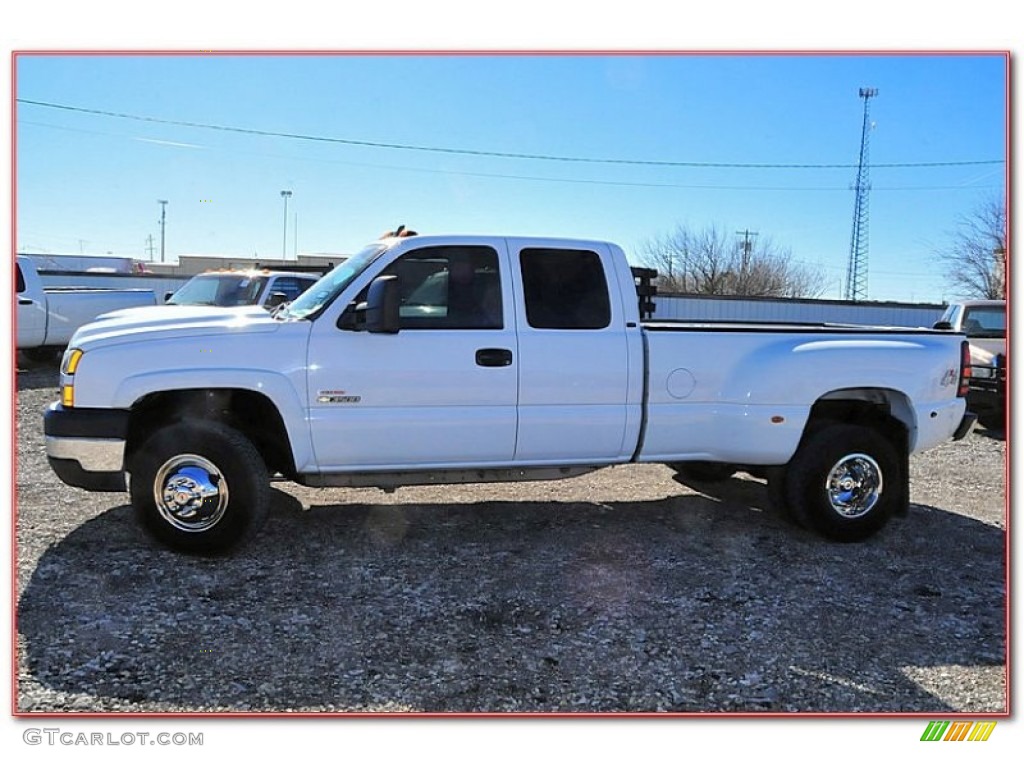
[961,306,1005,338]
[265,276,318,306]
[519,248,611,330]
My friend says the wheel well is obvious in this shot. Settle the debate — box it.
[125,389,296,478]
[805,389,911,455]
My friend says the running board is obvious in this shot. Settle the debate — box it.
[296,465,604,491]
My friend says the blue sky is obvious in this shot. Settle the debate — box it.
[15,53,1006,302]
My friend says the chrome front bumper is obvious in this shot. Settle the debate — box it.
[45,435,125,473]
[44,402,130,492]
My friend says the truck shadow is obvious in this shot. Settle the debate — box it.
[975,424,1006,442]
[17,486,1005,714]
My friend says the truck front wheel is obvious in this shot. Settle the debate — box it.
[782,423,902,542]
[128,420,269,554]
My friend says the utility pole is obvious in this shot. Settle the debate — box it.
[280,190,292,259]
[145,234,156,260]
[157,199,169,263]
[845,88,878,302]
[994,245,1007,299]
[735,229,758,272]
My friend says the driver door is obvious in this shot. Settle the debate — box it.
[306,241,518,470]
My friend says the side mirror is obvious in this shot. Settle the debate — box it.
[932,320,953,330]
[365,275,401,334]
[164,291,175,303]
[266,291,288,309]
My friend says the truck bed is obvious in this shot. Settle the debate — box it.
[642,319,941,334]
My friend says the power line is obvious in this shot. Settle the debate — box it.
[17,118,1004,193]
[794,260,941,278]
[17,98,1004,171]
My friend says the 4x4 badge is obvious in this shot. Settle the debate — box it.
[317,390,361,404]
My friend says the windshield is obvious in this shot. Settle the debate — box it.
[961,306,1006,339]
[168,274,268,306]
[279,243,388,320]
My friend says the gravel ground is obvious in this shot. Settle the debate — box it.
[14,356,1007,714]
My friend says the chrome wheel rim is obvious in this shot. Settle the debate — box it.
[825,453,883,519]
[153,454,229,532]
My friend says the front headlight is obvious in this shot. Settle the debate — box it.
[60,348,83,406]
[61,348,83,376]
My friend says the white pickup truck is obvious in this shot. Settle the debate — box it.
[934,299,1006,429]
[164,269,320,310]
[16,256,157,360]
[44,233,975,553]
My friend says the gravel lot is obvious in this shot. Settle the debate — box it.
[15,356,1007,714]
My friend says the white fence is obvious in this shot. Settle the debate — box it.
[652,294,946,329]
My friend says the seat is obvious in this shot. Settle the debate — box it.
[962,318,985,335]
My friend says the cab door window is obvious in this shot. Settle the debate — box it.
[381,246,503,330]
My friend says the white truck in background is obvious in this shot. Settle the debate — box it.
[45,233,976,553]
[934,299,1006,429]
[78,269,326,334]
[16,256,157,361]
[164,269,321,310]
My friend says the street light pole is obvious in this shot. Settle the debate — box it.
[157,199,168,263]
[280,190,292,259]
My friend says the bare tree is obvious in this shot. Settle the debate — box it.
[638,224,826,298]
[937,197,1007,300]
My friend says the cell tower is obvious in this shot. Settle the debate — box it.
[845,87,878,302]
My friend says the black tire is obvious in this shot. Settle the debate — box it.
[669,461,737,484]
[783,423,902,542]
[128,420,269,554]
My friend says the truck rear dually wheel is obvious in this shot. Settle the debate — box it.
[782,423,902,542]
[129,420,269,554]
